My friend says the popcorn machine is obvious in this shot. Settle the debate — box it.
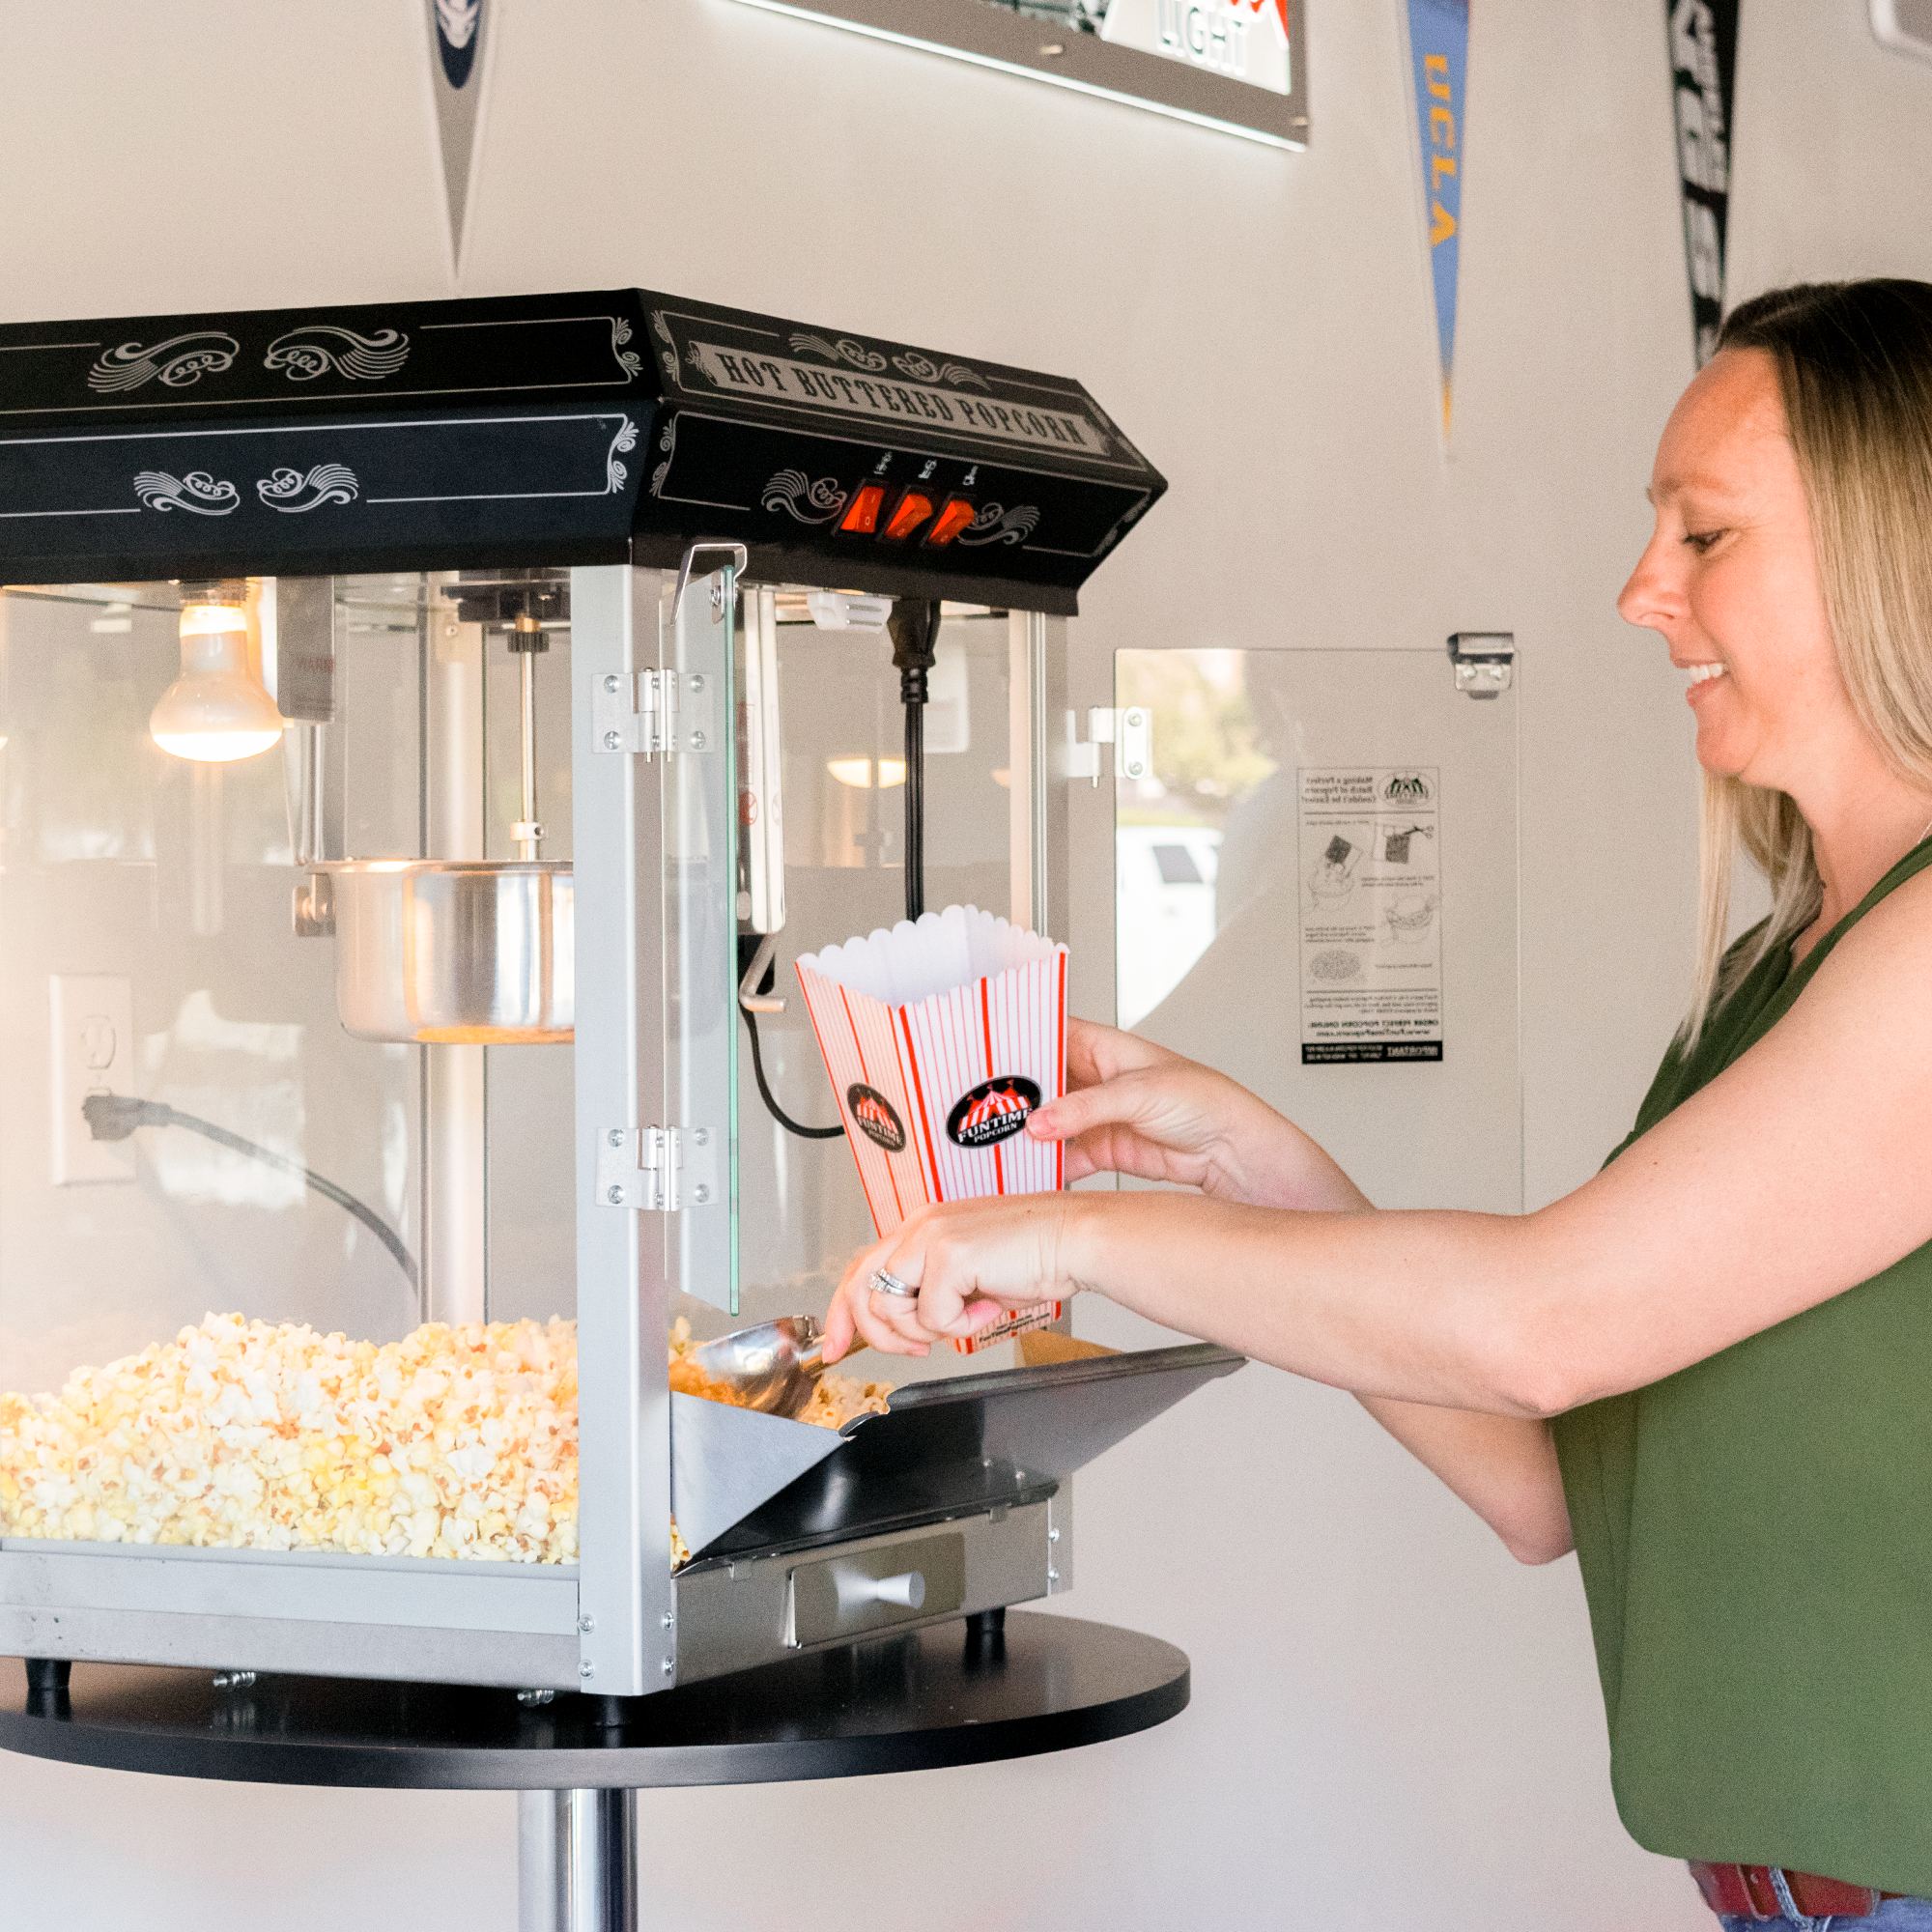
[0,290,1238,1702]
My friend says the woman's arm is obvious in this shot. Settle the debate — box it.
[837,1018,1578,1559]
[1352,1400,1573,1564]
[829,868,1932,1428]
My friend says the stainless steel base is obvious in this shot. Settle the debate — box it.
[520,1788,637,1932]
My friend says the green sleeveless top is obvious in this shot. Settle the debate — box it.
[1553,839,1932,1895]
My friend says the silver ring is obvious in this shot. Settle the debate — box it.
[870,1268,918,1300]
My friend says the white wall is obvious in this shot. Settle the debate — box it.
[1,1,1925,1926]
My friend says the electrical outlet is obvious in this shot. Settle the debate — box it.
[50,975,135,1185]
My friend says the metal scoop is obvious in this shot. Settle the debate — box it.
[684,1317,834,1420]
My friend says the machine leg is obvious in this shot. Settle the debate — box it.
[23,1658,71,1717]
[519,1788,637,1932]
[963,1605,1006,1666]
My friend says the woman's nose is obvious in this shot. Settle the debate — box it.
[1617,529,1678,634]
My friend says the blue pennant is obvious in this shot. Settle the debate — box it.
[1406,0,1469,434]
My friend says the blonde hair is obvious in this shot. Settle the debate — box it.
[1679,280,1932,1047]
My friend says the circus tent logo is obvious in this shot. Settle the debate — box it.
[946,1077,1042,1151]
[845,1084,907,1154]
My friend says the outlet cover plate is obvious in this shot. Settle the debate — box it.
[50,974,135,1185]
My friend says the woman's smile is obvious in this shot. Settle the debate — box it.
[1683,660,1729,704]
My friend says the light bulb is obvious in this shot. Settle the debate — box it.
[151,596,283,762]
[826,756,907,789]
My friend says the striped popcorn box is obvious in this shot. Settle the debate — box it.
[950,1302,1065,1355]
[795,904,1068,1241]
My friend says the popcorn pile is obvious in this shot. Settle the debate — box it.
[0,1314,893,1570]
[0,1314,578,1564]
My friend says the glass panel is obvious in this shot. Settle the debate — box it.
[729,606,1017,1378]
[0,582,424,1410]
[0,570,580,1558]
[1116,647,1520,1212]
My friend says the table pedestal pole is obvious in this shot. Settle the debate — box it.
[519,1788,637,1932]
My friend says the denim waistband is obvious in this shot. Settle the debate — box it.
[1718,1894,1932,1931]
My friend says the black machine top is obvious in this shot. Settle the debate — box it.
[0,290,1166,613]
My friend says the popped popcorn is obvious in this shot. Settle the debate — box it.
[0,1313,891,1569]
[0,1313,579,1564]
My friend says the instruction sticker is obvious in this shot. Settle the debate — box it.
[1297,767,1442,1064]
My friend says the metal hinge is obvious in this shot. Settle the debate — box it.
[595,1124,720,1211]
[592,668,678,756]
[597,1125,676,1211]
[1064,707,1122,786]
[1447,632,1516,699]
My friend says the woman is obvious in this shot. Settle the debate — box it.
[825,280,1932,1929]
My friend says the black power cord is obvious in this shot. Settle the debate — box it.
[888,599,940,923]
[741,1006,844,1141]
[83,1094,420,1295]
[737,937,842,1140]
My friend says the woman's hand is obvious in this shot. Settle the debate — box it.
[1032,1019,1368,1212]
[823,1193,1081,1363]
[819,1022,1370,1363]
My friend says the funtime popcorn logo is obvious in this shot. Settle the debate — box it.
[946,1076,1042,1150]
[846,1084,907,1153]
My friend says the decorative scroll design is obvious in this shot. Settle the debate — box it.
[891,351,990,390]
[1096,492,1153,556]
[606,416,639,493]
[760,469,848,525]
[257,463,359,512]
[90,332,239,393]
[264,325,411,383]
[788,332,888,374]
[133,470,240,516]
[955,502,1039,547]
[651,311,673,346]
[650,415,677,497]
[611,317,639,379]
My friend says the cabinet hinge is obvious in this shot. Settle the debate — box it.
[595,1125,720,1211]
[592,669,677,756]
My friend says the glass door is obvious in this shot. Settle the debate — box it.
[1115,646,1520,1213]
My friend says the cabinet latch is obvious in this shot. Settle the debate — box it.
[1447,633,1516,699]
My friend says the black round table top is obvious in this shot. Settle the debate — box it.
[0,1612,1187,1791]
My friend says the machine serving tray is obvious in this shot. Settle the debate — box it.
[673,1342,1243,1565]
